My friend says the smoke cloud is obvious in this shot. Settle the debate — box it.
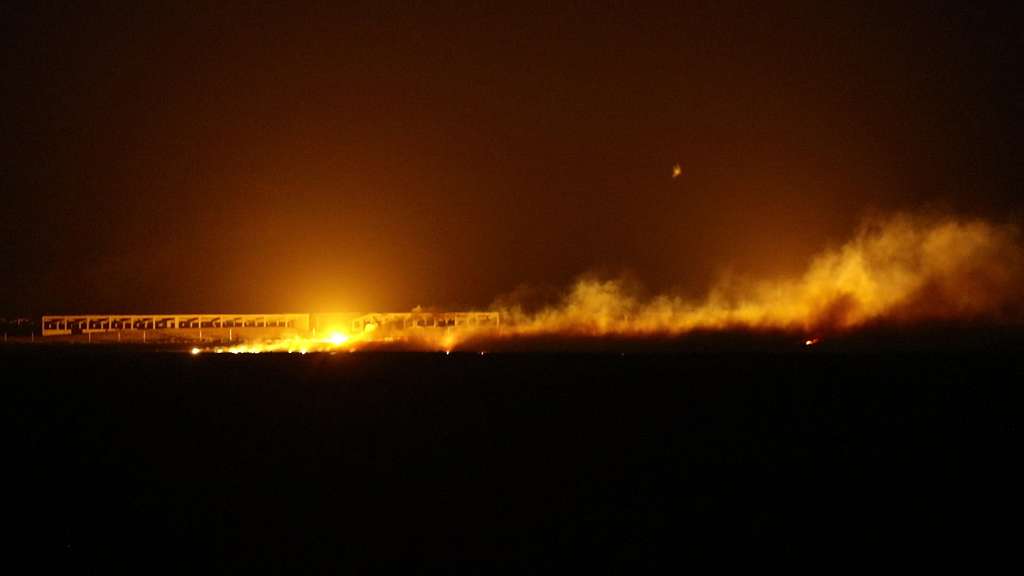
[494,214,1023,337]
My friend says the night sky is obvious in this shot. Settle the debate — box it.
[3,2,1021,316]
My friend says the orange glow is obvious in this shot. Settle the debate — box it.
[190,214,1022,354]
[491,214,1022,338]
[219,332,359,354]
[197,319,494,355]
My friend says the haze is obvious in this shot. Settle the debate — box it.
[2,3,1020,316]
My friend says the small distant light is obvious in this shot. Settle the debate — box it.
[445,350,451,356]
[190,347,201,355]
[804,338,820,347]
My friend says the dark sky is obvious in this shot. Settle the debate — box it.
[2,2,1021,315]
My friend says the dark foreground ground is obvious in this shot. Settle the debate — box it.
[5,341,1023,571]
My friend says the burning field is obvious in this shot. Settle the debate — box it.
[197,213,1023,355]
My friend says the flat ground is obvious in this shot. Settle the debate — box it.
[6,342,1022,570]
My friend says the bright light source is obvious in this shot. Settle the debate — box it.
[327,332,349,346]
[190,347,201,355]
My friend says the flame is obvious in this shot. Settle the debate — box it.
[202,323,484,355]
[192,213,1022,354]
[218,331,360,354]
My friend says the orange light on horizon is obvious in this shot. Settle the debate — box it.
[187,213,1023,354]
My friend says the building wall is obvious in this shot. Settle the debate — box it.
[41,312,501,341]
[41,314,310,337]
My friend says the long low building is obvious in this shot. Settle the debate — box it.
[41,312,500,340]
[42,314,311,336]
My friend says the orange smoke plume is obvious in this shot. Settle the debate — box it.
[496,214,1023,337]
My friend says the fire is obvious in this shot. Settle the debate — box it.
[201,323,479,355]
[218,331,360,354]
[189,213,1022,354]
